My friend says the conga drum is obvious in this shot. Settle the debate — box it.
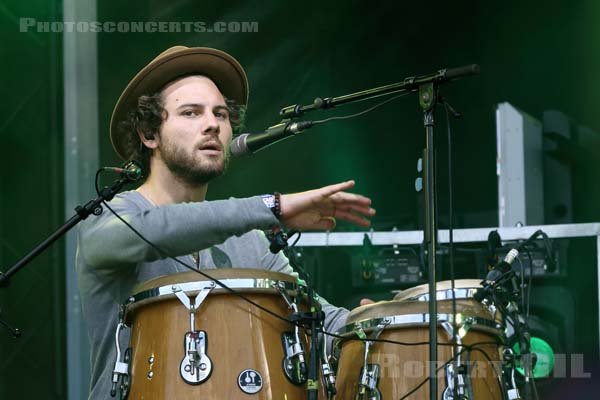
[114,269,325,399]
[334,280,505,399]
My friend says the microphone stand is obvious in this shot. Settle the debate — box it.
[0,173,138,336]
[278,64,479,399]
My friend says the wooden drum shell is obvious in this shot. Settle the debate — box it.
[334,291,504,400]
[124,269,318,399]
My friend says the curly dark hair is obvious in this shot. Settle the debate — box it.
[119,90,246,178]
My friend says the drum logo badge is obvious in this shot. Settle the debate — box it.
[238,369,263,394]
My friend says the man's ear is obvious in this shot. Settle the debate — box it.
[138,128,159,149]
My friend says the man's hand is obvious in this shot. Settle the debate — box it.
[359,298,376,306]
[280,180,375,231]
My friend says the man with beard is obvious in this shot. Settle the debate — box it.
[76,46,375,399]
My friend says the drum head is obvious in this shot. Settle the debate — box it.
[132,268,297,293]
[394,279,483,301]
[344,299,498,332]
[124,268,303,318]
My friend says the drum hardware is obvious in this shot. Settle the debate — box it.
[502,348,522,400]
[353,318,390,400]
[476,248,539,399]
[172,282,215,385]
[276,280,308,385]
[440,321,473,400]
[319,334,337,399]
[110,305,131,398]
[282,331,308,384]
[146,354,155,379]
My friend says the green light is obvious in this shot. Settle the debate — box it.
[513,337,555,378]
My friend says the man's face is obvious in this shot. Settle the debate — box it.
[155,75,232,185]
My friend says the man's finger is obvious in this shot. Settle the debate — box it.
[311,216,336,231]
[330,191,372,206]
[335,204,376,217]
[335,209,371,227]
[317,180,356,198]
[360,298,375,306]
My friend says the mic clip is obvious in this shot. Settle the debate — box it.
[267,226,290,254]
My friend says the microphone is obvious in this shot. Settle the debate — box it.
[475,248,519,302]
[230,120,314,157]
[102,160,143,181]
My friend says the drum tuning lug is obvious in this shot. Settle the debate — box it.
[147,371,153,379]
[147,356,154,364]
[180,330,212,385]
[281,332,307,384]
[356,364,381,400]
[442,362,472,400]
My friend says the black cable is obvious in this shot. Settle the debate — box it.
[523,247,534,321]
[443,99,459,398]
[516,255,526,312]
[469,347,509,400]
[398,342,502,400]
[312,92,411,125]
[320,324,500,347]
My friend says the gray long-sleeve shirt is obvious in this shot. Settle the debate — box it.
[76,190,348,399]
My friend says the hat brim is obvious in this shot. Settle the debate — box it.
[110,47,248,160]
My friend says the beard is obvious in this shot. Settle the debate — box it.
[159,137,230,186]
